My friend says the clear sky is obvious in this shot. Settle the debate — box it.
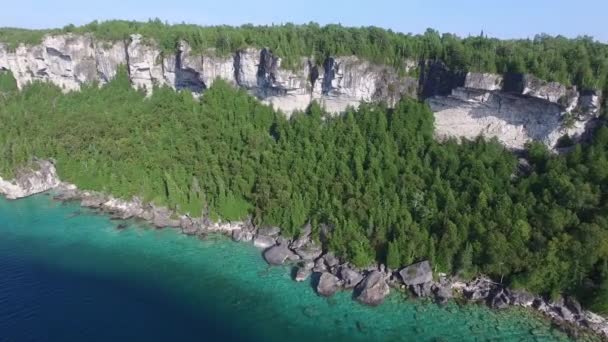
[1,0,606,42]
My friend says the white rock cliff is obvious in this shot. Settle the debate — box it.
[0,34,602,149]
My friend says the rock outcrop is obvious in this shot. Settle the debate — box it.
[0,33,418,115]
[399,260,433,286]
[316,272,341,297]
[0,159,60,199]
[355,271,390,306]
[429,72,602,149]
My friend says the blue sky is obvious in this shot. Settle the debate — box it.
[2,0,606,41]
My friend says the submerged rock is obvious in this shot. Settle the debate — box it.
[316,272,341,297]
[355,271,390,306]
[294,261,314,282]
[399,261,433,286]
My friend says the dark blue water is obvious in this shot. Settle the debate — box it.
[0,194,571,341]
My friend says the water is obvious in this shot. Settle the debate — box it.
[0,194,572,342]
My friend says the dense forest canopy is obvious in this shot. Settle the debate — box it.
[1,19,608,90]
[1,69,608,311]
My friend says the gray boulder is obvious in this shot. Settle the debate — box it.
[399,261,433,286]
[290,222,312,250]
[510,290,535,307]
[294,261,314,282]
[253,235,276,249]
[263,244,299,265]
[313,257,327,273]
[317,272,341,297]
[294,242,323,260]
[257,226,281,237]
[355,271,390,306]
[433,284,453,305]
[232,229,254,242]
[410,282,433,298]
[324,252,340,268]
[180,216,201,235]
[340,266,363,289]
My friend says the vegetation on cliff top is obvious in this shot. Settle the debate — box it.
[1,69,608,312]
[1,19,608,90]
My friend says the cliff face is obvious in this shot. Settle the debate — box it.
[0,33,602,149]
[428,69,602,149]
[0,33,417,116]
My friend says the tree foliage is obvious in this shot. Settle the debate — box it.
[1,69,608,310]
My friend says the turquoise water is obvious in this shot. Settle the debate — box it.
[0,194,572,341]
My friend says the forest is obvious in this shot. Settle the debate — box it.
[1,68,608,311]
[1,19,608,90]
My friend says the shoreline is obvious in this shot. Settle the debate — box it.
[1,159,607,340]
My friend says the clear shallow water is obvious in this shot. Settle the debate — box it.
[0,194,571,342]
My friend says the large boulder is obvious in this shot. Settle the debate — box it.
[410,282,433,298]
[263,244,299,265]
[256,226,281,237]
[324,252,340,268]
[355,271,390,306]
[253,235,276,249]
[399,261,433,286]
[290,222,312,249]
[294,242,323,260]
[340,266,363,289]
[432,283,453,305]
[232,229,254,242]
[316,272,341,297]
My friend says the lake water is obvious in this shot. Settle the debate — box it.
[0,194,572,341]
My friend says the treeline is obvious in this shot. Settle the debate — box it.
[2,19,608,89]
[1,69,608,311]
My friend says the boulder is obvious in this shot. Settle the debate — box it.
[232,229,254,242]
[180,216,201,235]
[290,222,312,249]
[488,288,511,309]
[324,252,340,268]
[410,282,433,298]
[294,242,323,260]
[263,244,299,265]
[355,271,390,306]
[316,272,341,297]
[399,261,433,286]
[253,235,276,249]
[510,290,535,307]
[257,226,281,237]
[294,261,314,282]
[340,266,363,289]
[433,284,452,305]
[313,257,327,273]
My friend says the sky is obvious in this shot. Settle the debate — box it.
[1,0,606,42]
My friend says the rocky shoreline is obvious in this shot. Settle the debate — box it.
[1,159,607,340]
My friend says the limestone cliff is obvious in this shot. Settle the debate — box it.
[0,160,60,199]
[429,71,602,149]
[0,33,602,149]
[0,33,417,116]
